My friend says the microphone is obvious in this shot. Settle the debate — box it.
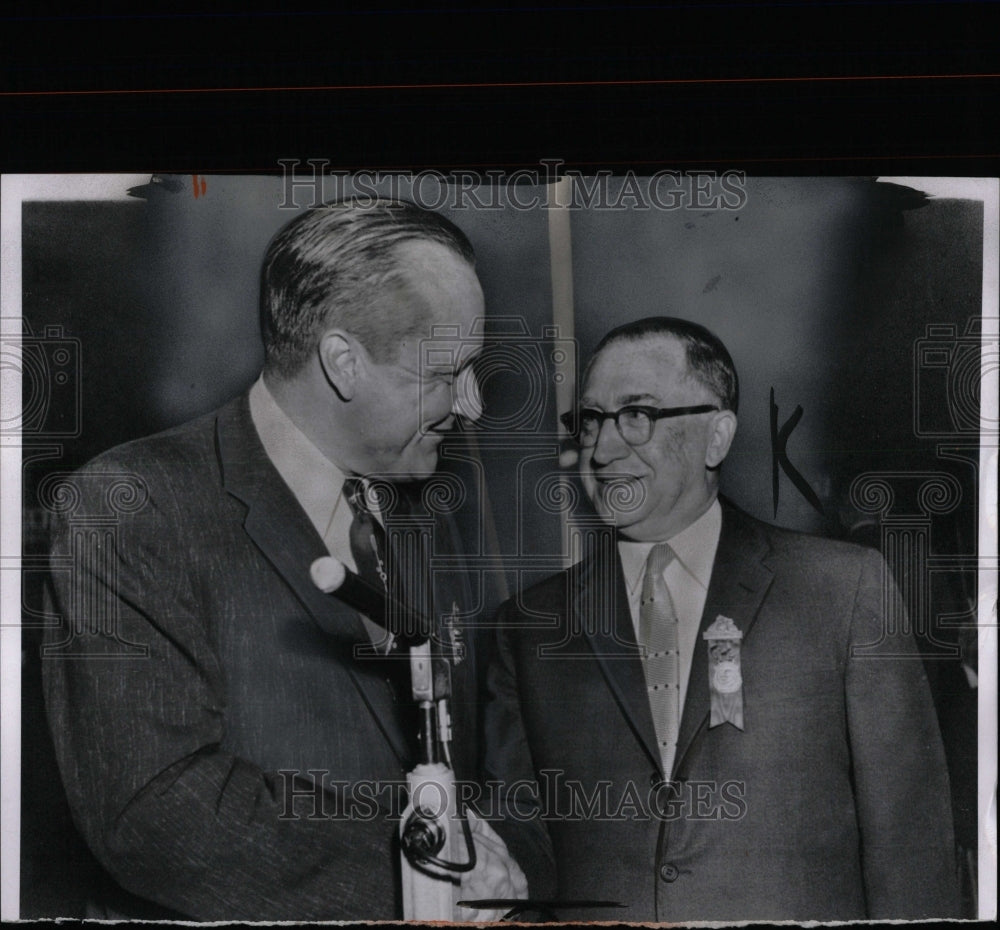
[310,564,472,916]
[310,556,430,645]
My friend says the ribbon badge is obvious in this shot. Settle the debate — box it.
[703,615,744,730]
[444,601,465,666]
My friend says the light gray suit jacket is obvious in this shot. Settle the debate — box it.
[483,499,959,921]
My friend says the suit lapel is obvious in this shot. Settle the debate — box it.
[578,549,663,773]
[215,395,412,765]
[673,500,774,777]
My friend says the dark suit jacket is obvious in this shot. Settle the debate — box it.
[41,394,482,920]
[483,499,959,922]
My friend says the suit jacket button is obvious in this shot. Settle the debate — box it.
[659,863,679,883]
[650,772,664,789]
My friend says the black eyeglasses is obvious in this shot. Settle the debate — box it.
[560,404,719,447]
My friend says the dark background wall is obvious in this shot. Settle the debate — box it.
[20,177,983,536]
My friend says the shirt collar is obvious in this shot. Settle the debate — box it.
[248,375,349,540]
[618,498,723,595]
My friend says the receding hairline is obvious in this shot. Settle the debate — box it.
[583,329,734,409]
[584,331,691,381]
[389,237,480,284]
[372,237,483,318]
[259,197,480,377]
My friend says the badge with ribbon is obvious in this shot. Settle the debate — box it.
[703,615,744,730]
[443,601,465,666]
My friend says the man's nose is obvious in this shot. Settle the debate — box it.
[590,416,629,464]
[453,365,483,423]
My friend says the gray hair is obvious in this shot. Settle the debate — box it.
[260,198,475,378]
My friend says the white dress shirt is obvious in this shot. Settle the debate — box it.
[248,375,393,651]
[617,499,722,772]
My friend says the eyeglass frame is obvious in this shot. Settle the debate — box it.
[560,403,720,447]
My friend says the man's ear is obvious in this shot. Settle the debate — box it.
[318,330,360,401]
[705,410,737,469]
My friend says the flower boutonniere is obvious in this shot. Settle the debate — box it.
[703,615,744,730]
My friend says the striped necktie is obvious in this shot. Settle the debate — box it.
[343,477,389,594]
[639,543,680,777]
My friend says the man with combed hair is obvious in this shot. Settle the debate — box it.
[42,199,525,920]
[483,316,959,921]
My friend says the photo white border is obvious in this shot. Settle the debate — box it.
[1,173,996,923]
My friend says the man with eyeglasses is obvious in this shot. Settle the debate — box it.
[41,199,525,920]
[482,316,958,921]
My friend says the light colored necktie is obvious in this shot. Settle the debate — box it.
[639,543,680,776]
